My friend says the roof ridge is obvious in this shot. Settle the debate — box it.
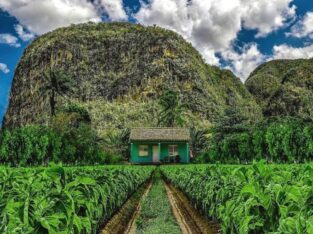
[131,127,188,129]
[130,128,190,141]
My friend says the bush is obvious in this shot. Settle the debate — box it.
[199,117,313,163]
[0,125,61,166]
[0,124,122,166]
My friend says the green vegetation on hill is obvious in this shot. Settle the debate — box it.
[246,58,313,119]
[3,23,313,165]
[3,22,261,135]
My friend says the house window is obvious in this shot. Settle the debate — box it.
[168,145,178,156]
[139,145,149,156]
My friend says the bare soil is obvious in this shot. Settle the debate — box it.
[164,180,221,234]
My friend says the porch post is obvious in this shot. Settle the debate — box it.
[130,143,134,162]
[158,143,161,162]
[186,142,189,163]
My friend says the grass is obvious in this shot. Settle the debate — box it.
[135,172,181,234]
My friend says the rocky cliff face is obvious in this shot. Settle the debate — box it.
[3,22,261,133]
[246,58,313,120]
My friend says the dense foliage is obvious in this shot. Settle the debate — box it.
[246,58,313,119]
[0,165,155,233]
[158,90,185,127]
[161,162,313,234]
[0,124,121,166]
[4,22,261,133]
[41,69,74,117]
[199,117,313,163]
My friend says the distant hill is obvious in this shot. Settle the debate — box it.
[245,58,313,120]
[3,22,261,134]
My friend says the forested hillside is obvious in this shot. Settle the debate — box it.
[246,58,313,120]
[3,22,261,135]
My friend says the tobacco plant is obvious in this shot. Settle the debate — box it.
[161,162,313,234]
[0,165,154,233]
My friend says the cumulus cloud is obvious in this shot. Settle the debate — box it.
[135,0,296,65]
[0,0,101,35]
[96,0,128,21]
[0,0,129,35]
[0,34,20,47]
[0,0,304,81]
[272,44,313,59]
[242,0,296,37]
[135,0,242,64]
[0,63,10,74]
[222,44,266,81]
[287,11,313,38]
[14,24,35,41]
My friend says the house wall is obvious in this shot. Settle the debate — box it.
[130,143,153,163]
[130,141,189,163]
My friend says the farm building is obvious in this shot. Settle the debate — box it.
[130,128,190,163]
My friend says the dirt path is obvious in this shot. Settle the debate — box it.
[100,180,152,234]
[100,173,220,234]
[124,181,153,234]
[132,173,181,234]
[164,180,220,234]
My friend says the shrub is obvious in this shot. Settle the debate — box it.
[200,117,313,163]
[0,124,122,166]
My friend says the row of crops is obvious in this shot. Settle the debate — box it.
[161,162,313,234]
[0,165,155,233]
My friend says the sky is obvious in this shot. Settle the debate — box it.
[0,0,313,123]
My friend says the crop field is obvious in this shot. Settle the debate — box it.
[0,165,154,233]
[161,162,313,234]
[1,163,312,234]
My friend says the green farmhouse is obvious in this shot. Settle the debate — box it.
[130,128,190,164]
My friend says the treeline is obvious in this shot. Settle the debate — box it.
[0,124,122,166]
[0,103,123,166]
[198,112,313,163]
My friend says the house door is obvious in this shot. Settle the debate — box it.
[153,145,159,162]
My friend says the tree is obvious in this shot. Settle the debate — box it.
[103,128,131,160]
[58,103,91,127]
[190,127,210,157]
[213,107,249,141]
[41,69,74,117]
[158,90,185,127]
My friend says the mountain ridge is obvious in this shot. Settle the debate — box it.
[245,58,313,120]
[3,22,261,133]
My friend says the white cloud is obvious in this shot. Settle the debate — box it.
[0,34,20,47]
[242,0,296,37]
[135,0,243,64]
[0,0,303,81]
[135,0,296,67]
[222,43,266,81]
[0,0,102,35]
[14,24,35,41]
[287,11,313,39]
[0,63,10,74]
[0,0,129,35]
[225,43,313,81]
[96,0,128,21]
[272,44,313,59]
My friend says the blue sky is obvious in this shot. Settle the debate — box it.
[0,0,313,124]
